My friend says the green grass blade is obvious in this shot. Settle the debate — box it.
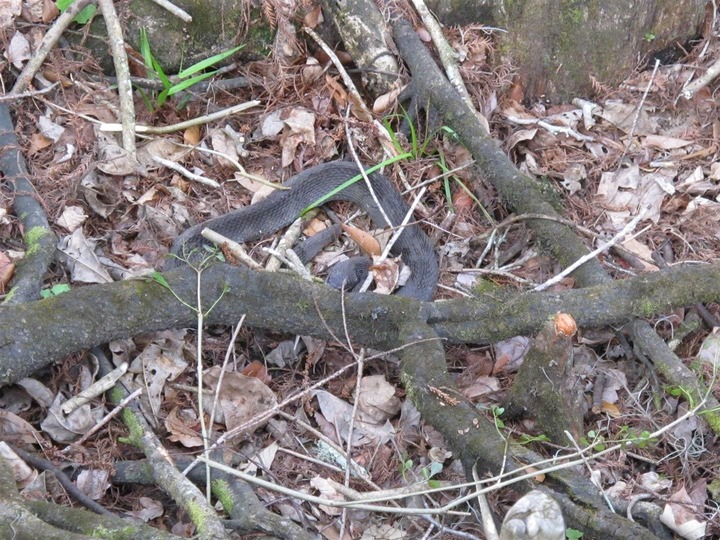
[139,28,153,70]
[167,70,218,96]
[300,153,412,216]
[149,60,170,91]
[177,45,243,78]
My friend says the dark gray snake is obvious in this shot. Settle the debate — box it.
[166,161,438,301]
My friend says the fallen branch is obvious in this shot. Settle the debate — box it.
[1,260,719,393]
[389,16,720,435]
[0,104,57,305]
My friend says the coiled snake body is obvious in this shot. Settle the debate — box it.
[167,161,438,301]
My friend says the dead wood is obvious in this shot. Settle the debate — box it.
[1,262,719,386]
[389,16,720,434]
[502,316,586,445]
[112,459,316,540]
[0,452,178,539]
[395,317,658,539]
[1,6,717,539]
[0,103,57,304]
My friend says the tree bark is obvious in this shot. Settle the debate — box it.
[1,262,719,384]
[424,0,708,102]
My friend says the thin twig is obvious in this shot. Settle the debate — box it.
[197,456,471,516]
[97,0,136,155]
[409,0,474,112]
[206,315,246,486]
[262,247,314,280]
[99,100,261,134]
[61,388,142,453]
[344,106,393,227]
[152,155,220,187]
[11,0,94,94]
[181,336,445,476]
[303,26,373,120]
[616,59,660,167]
[171,139,286,190]
[565,430,615,512]
[0,82,59,101]
[358,186,427,293]
[149,0,192,21]
[339,349,365,539]
[61,362,128,414]
[265,211,318,272]
[200,229,263,270]
[533,206,649,292]
[472,464,499,540]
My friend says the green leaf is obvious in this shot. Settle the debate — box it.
[40,283,71,298]
[55,0,97,24]
[152,271,170,290]
[565,528,584,539]
[167,70,218,96]
[139,28,153,71]
[136,87,155,113]
[177,45,243,78]
[300,153,413,215]
[157,88,170,107]
[73,5,96,24]
[382,117,402,154]
[151,58,171,88]
[428,461,443,477]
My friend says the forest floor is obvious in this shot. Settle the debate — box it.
[1,2,719,539]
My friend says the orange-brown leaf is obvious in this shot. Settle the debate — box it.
[341,223,381,256]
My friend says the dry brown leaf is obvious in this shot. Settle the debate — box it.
[303,217,328,236]
[0,410,43,446]
[6,31,31,69]
[642,134,693,150]
[598,401,621,417]
[75,468,110,500]
[241,360,271,384]
[41,0,58,23]
[355,375,402,424]
[183,125,201,145]
[208,127,239,167]
[370,258,400,295]
[56,205,88,232]
[127,497,164,522]
[415,27,431,42]
[452,187,474,212]
[341,223,381,256]
[373,85,404,114]
[310,477,344,516]
[28,132,52,154]
[165,407,203,447]
[462,376,501,400]
[0,252,14,290]
[302,57,323,83]
[325,75,348,108]
[203,367,277,432]
[492,336,531,374]
[303,5,323,27]
[661,486,707,539]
